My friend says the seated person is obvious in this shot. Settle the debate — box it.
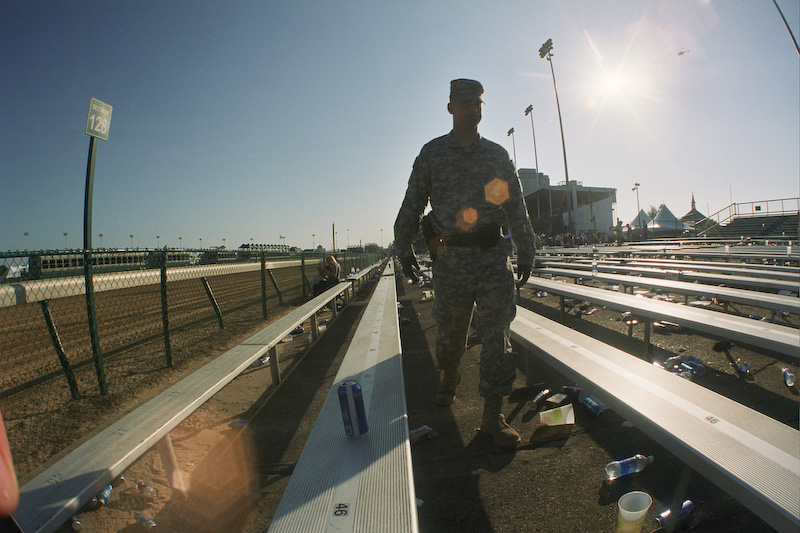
[310,265,328,298]
[323,255,340,290]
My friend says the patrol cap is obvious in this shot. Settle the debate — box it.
[450,79,484,102]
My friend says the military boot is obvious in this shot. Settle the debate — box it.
[480,396,521,447]
[435,368,461,406]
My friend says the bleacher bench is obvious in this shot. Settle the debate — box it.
[510,306,799,533]
[268,261,418,532]
[13,280,356,533]
[522,276,799,358]
[533,267,800,317]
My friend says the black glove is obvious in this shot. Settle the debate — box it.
[515,262,532,288]
[401,255,420,282]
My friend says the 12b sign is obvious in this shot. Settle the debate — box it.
[85,98,112,141]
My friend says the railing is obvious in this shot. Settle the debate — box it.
[696,198,799,238]
[0,248,381,480]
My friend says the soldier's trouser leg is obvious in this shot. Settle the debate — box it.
[475,254,517,398]
[431,253,477,372]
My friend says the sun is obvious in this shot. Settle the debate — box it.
[579,25,671,126]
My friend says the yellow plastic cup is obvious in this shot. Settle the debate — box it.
[538,403,574,426]
[616,491,652,532]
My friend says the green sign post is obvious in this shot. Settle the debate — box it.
[84,97,112,395]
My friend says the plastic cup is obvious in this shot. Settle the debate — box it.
[538,403,574,426]
[616,491,652,532]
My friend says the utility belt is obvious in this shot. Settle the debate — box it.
[422,214,501,259]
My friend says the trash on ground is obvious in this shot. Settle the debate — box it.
[539,403,575,426]
[605,454,654,480]
[782,368,796,387]
[545,393,568,406]
[579,391,607,416]
[252,355,270,366]
[409,425,438,444]
[527,388,550,410]
[135,512,157,529]
[655,499,694,528]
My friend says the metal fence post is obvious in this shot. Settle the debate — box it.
[301,255,309,300]
[84,250,108,395]
[261,251,268,319]
[39,300,80,400]
[200,277,224,330]
[160,249,173,367]
[267,269,283,305]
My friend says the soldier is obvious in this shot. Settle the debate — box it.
[393,79,536,447]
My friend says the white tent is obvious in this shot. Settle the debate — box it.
[629,210,651,229]
[648,205,690,234]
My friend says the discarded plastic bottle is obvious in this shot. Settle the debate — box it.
[135,512,157,529]
[71,514,83,531]
[655,499,694,527]
[137,481,157,500]
[96,484,112,507]
[662,354,703,372]
[578,390,607,416]
[604,453,654,480]
[591,259,598,277]
[681,361,706,376]
[111,472,126,487]
[527,389,550,410]
[782,368,796,387]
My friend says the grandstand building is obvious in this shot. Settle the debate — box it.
[518,168,616,239]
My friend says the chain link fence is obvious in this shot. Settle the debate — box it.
[0,248,380,478]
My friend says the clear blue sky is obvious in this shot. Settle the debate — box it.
[2,1,798,252]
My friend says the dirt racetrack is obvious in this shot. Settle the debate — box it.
[0,265,309,480]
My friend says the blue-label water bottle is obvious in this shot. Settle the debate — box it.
[604,454,654,480]
[135,512,156,529]
[96,484,112,507]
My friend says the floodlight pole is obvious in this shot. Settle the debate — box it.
[633,182,641,228]
[524,105,539,174]
[539,39,574,234]
[507,128,517,169]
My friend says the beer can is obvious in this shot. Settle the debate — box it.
[782,368,795,387]
[338,380,368,437]
[655,499,694,527]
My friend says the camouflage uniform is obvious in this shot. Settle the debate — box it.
[394,129,536,398]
